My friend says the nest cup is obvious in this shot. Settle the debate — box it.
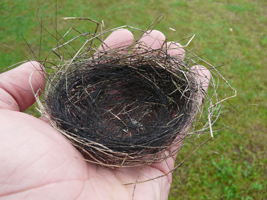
[43,41,202,167]
[35,12,229,167]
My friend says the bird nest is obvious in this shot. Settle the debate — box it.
[37,17,236,167]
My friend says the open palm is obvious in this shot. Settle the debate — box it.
[0,29,210,200]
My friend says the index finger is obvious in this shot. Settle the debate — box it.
[97,29,134,54]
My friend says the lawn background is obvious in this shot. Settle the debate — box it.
[1,0,267,199]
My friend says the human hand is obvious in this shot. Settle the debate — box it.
[0,29,210,200]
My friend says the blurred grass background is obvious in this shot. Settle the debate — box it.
[1,0,267,199]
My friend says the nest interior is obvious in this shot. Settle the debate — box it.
[44,49,200,167]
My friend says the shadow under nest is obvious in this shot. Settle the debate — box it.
[44,50,200,167]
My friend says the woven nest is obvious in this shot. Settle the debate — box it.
[38,18,235,167]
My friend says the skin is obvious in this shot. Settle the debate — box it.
[0,29,210,200]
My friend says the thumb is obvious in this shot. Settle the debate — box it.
[0,61,46,111]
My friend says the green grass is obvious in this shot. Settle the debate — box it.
[1,0,267,199]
